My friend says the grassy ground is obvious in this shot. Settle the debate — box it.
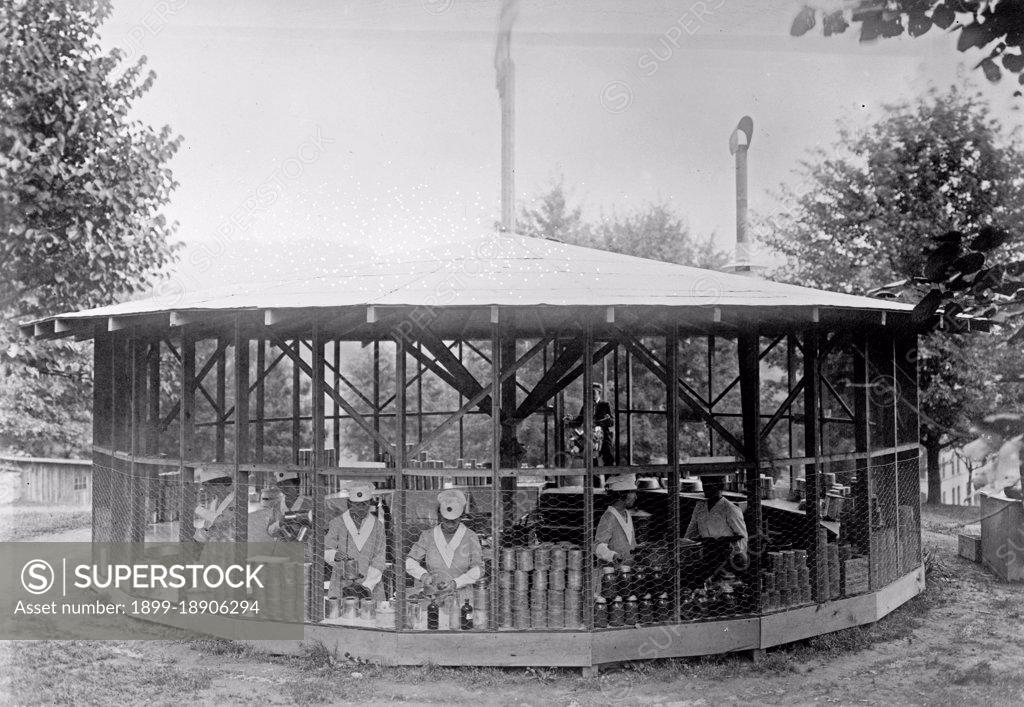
[0,504,91,542]
[2,503,1023,705]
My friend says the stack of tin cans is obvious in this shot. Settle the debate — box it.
[498,543,583,629]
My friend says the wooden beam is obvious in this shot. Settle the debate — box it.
[490,322,503,630]
[179,327,196,544]
[233,316,250,545]
[215,337,226,462]
[256,336,266,463]
[760,376,806,441]
[269,331,392,452]
[738,330,763,611]
[393,335,407,627]
[513,338,585,420]
[415,327,488,404]
[582,323,595,629]
[623,337,746,457]
[666,325,681,621]
[803,327,824,601]
[407,336,548,460]
[310,315,326,621]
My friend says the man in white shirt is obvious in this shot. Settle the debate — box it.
[684,474,748,578]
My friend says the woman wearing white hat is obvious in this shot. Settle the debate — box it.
[404,489,482,604]
[193,467,235,544]
[594,474,638,565]
[324,482,386,601]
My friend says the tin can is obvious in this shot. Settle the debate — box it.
[532,569,548,591]
[533,545,551,571]
[548,569,566,591]
[547,589,565,628]
[516,548,534,572]
[567,548,584,572]
[501,547,516,572]
[513,570,530,592]
[326,597,340,620]
[550,547,567,571]
[564,590,582,629]
[513,595,530,629]
[530,590,547,628]
[566,569,584,590]
[500,585,514,628]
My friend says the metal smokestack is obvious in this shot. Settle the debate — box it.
[728,116,755,274]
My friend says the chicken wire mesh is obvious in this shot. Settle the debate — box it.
[87,452,923,631]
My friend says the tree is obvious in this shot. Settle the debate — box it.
[791,1,1024,91]
[763,85,1024,503]
[0,0,181,455]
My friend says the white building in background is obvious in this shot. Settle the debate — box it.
[919,449,977,506]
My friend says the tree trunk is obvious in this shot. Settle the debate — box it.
[923,431,942,505]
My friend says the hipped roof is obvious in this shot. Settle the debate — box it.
[23,233,911,339]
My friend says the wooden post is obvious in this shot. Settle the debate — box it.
[255,336,265,464]
[110,334,130,543]
[393,336,407,628]
[803,328,824,601]
[738,330,763,611]
[333,338,341,457]
[707,335,715,457]
[625,346,633,465]
[499,329,517,525]
[458,340,466,460]
[92,331,113,543]
[786,334,798,487]
[147,341,160,455]
[666,326,681,620]
[179,328,196,543]
[216,338,226,462]
[129,333,147,547]
[612,344,621,466]
[582,323,595,628]
[233,317,250,545]
[373,340,381,462]
[852,334,872,557]
[311,316,326,621]
[490,324,503,630]
[292,341,301,465]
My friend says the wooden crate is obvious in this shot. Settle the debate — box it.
[958,533,982,562]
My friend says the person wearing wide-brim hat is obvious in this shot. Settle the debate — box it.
[404,489,482,603]
[594,474,639,567]
[324,482,386,601]
[684,473,748,576]
[193,467,235,544]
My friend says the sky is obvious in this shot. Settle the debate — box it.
[99,0,1023,295]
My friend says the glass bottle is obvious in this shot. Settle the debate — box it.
[609,595,625,627]
[427,598,439,630]
[594,596,608,628]
[460,599,474,631]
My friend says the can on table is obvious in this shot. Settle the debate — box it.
[501,547,516,572]
[533,545,551,571]
[532,569,548,591]
[530,590,547,628]
[566,569,584,590]
[550,547,567,571]
[564,589,582,629]
[567,548,583,572]
[547,589,565,628]
[549,569,566,591]
[513,570,530,592]
[516,548,534,572]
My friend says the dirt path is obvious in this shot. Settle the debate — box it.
[3,505,1023,706]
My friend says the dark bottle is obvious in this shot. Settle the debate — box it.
[594,596,608,628]
[656,592,670,622]
[639,593,655,624]
[427,598,439,630]
[460,599,474,631]
[624,595,639,625]
[601,567,617,599]
[609,595,625,627]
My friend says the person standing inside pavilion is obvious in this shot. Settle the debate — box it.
[565,382,616,467]
[324,482,386,601]
[594,474,639,565]
[404,489,483,605]
[684,474,749,581]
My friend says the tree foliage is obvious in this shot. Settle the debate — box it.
[763,86,1024,501]
[0,0,181,455]
[792,0,1024,92]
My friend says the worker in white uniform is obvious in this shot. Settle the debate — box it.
[594,474,639,565]
[324,482,386,601]
[684,474,749,578]
[404,489,482,605]
[193,467,235,544]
